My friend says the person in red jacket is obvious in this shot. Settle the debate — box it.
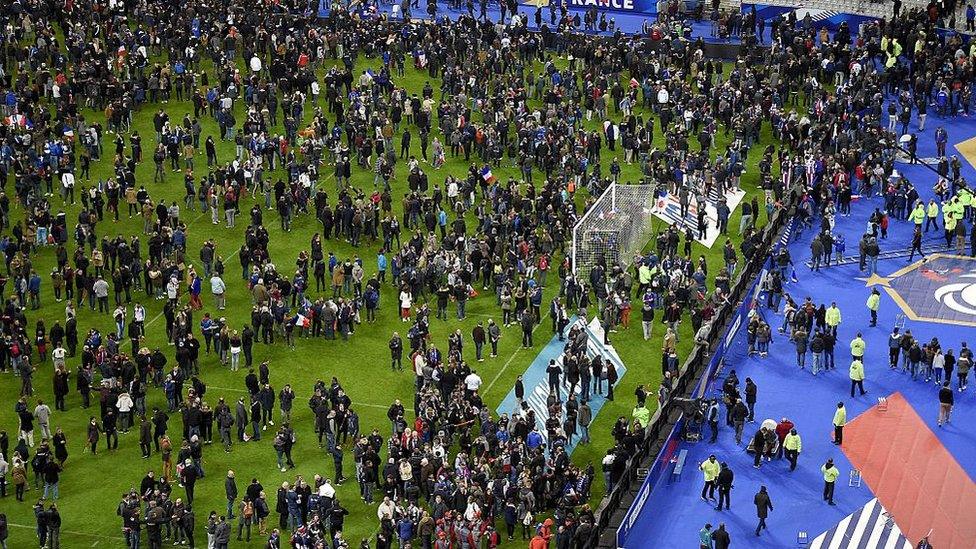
[529,533,548,549]
[774,417,794,459]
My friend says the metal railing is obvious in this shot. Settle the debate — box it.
[590,203,794,547]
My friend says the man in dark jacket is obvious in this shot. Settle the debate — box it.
[225,470,238,519]
[181,507,196,548]
[744,378,758,421]
[46,504,61,549]
[181,458,199,503]
[731,398,749,444]
[751,427,768,468]
[715,462,734,511]
[214,515,231,549]
[712,522,731,549]
[754,486,773,536]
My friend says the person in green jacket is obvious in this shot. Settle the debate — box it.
[825,302,842,335]
[822,458,839,505]
[866,289,881,327]
[850,333,865,361]
[925,199,940,232]
[849,359,866,397]
[699,455,720,501]
[632,404,650,429]
[909,201,925,229]
[832,402,847,445]
[783,429,802,471]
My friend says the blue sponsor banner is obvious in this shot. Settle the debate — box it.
[617,270,764,548]
[496,317,627,456]
[616,416,685,547]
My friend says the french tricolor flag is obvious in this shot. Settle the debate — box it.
[4,114,32,129]
[480,166,496,184]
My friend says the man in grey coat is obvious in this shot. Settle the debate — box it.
[34,400,52,440]
[578,402,592,444]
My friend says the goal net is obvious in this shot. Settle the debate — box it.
[572,183,656,278]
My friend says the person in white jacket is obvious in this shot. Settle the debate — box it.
[377,496,395,521]
[398,289,412,322]
[117,392,134,433]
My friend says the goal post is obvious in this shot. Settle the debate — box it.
[571,182,657,278]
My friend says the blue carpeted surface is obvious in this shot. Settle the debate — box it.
[319,0,775,44]
[623,111,976,545]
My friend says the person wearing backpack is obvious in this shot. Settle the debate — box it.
[237,496,254,542]
[364,286,379,322]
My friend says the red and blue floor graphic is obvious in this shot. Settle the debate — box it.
[843,392,976,547]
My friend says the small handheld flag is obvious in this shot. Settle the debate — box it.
[480,166,496,184]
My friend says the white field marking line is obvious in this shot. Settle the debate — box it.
[205,385,388,409]
[7,522,120,540]
[484,321,544,394]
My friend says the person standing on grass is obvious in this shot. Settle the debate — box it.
[34,501,48,549]
[938,381,954,426]
[832,402,846,445]
[140,415,153,458]
[388,332,403,371]
[488,319,501,357]
[0,512,7,549]
[225,470,238,520]
[754,486,773,536]
[85,416,101,454]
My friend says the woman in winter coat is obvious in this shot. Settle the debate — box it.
[86,416,101,454]
[53,428,69,465]
[11,457,28,501]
